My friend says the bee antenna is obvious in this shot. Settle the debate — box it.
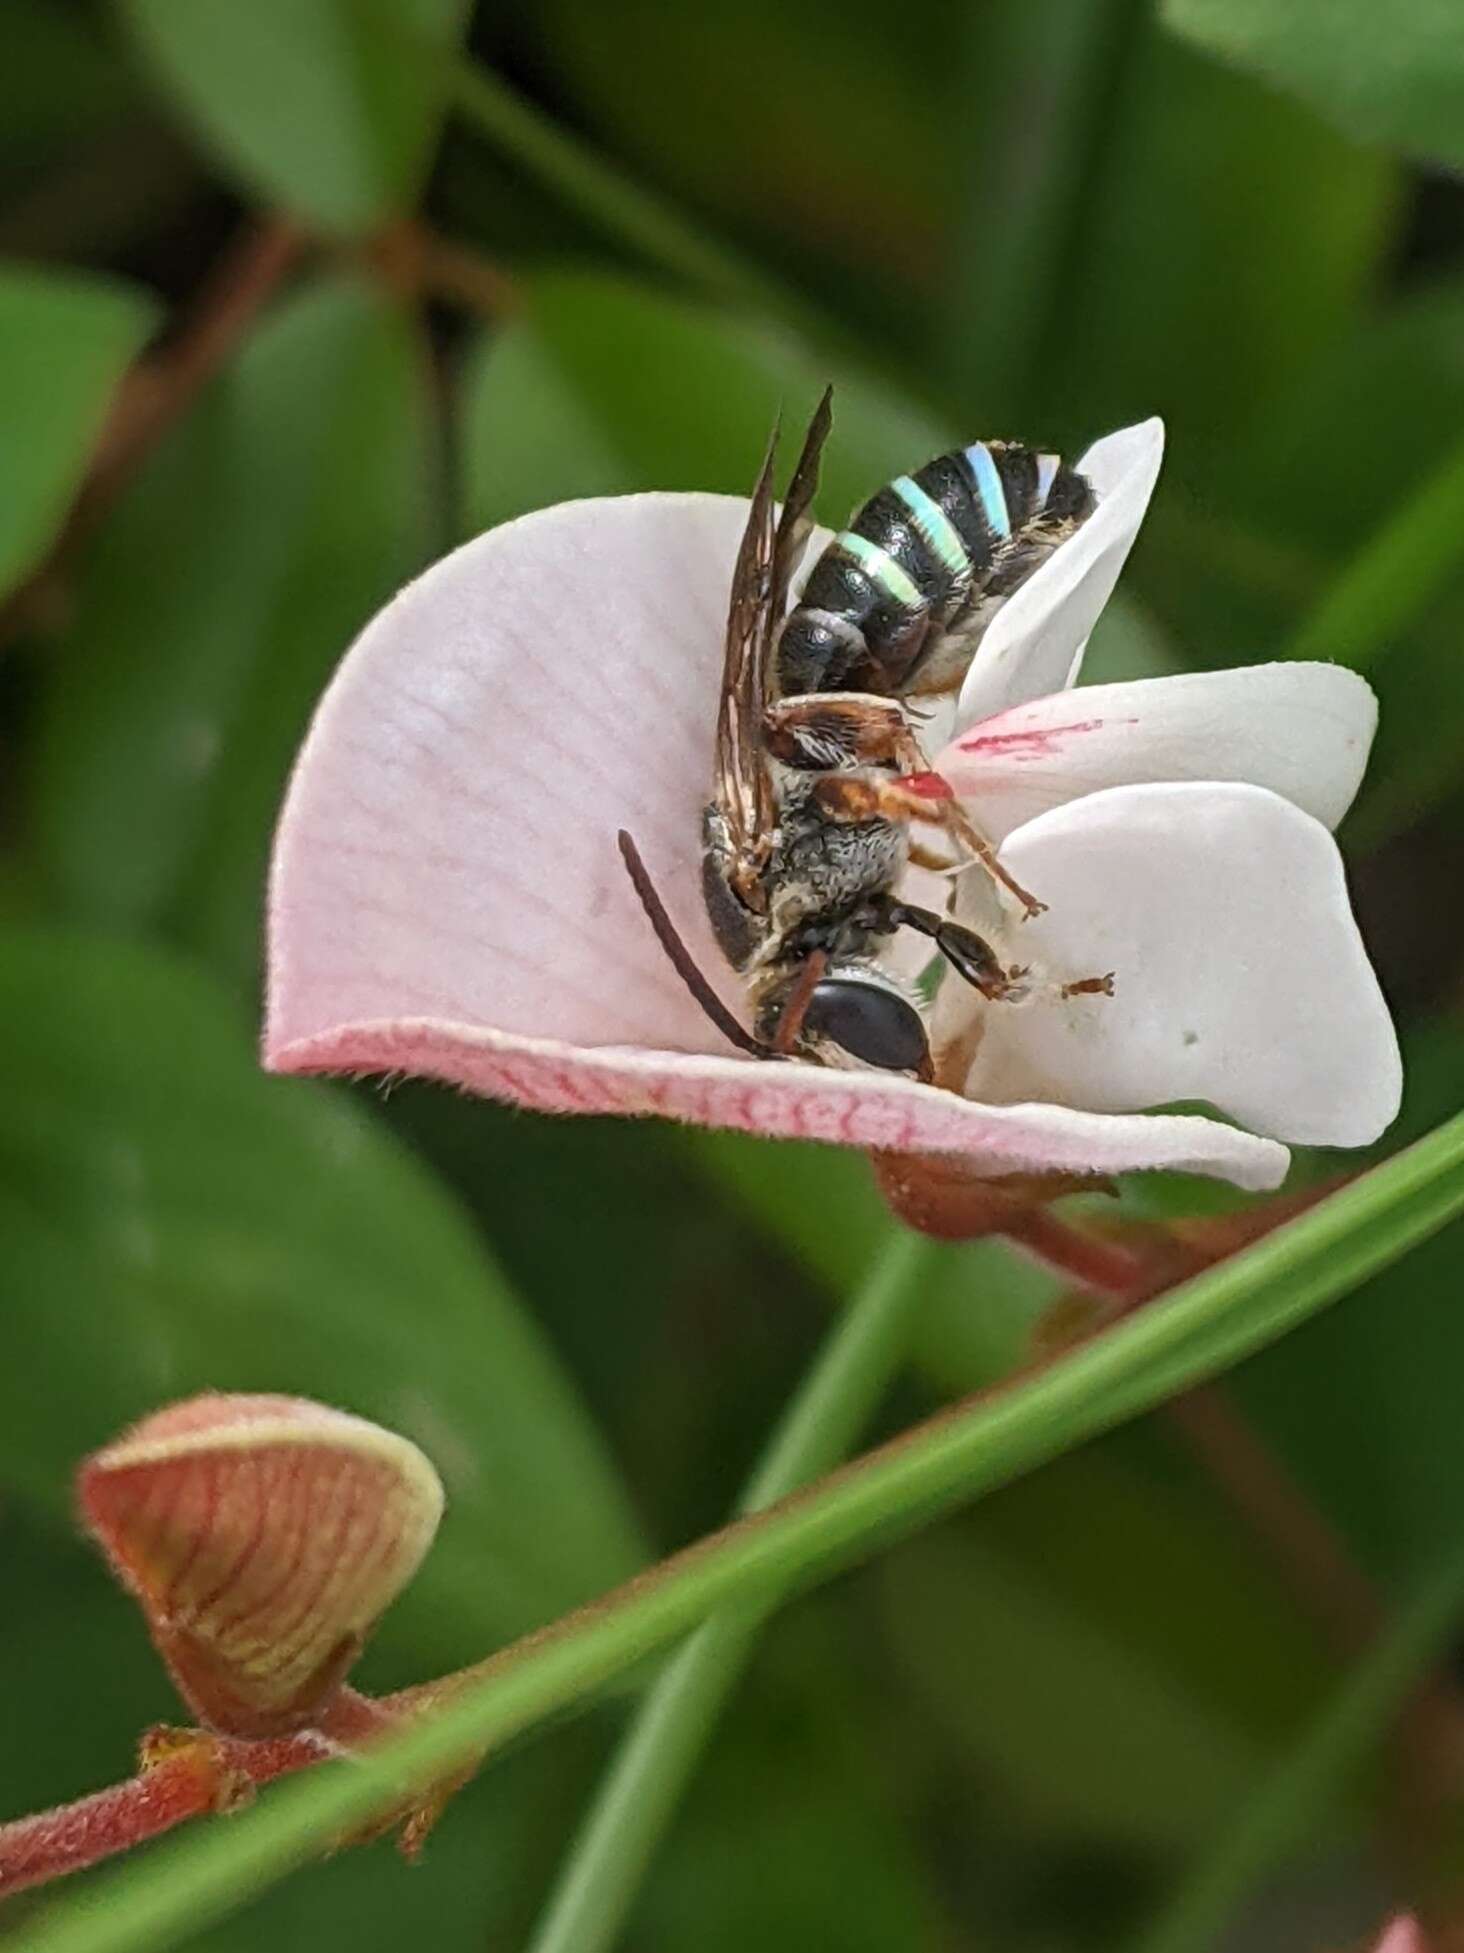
[616,831,768,1060]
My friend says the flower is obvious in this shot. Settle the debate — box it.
[80,1393,444,1738]
[266,418,1399,1193]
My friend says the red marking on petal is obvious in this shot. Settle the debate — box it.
[893,770,955,801]
[955,717,1110,761]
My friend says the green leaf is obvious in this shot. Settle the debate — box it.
[637,1608,949,1952]
[880,1526,1275,1854]
[0,929,643,1671]
[1048,28,1395,462]
[496,0,949,351]
[21,1110,1464,1953]
[1163,0,1464,172]
[117,0,470,233]
[1135,1543,1464,1953]
[0,261,155,599]
[880,1442,1339,1862]
[688,1130,1054,1394]
[460,270,950,535]
[0,1513,175,1815]
[34,275,431,994]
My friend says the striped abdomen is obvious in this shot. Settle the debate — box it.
[776,441,1094,702]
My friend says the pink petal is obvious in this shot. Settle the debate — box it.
[270,494,749,1062]
[267,494,1286,1188]
[951,782,1401,1148]
[938,662,1378,841]
[955,419,1165,727]
[276,1016,1289,1189]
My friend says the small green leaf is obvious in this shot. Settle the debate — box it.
[0,261,155,598]
[118,0,470,233]
[35,275,431,994]
[0,930,644,1667]
[1162,0,1464,171]
[460,270,950,535]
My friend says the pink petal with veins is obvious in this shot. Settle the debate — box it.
[267,494,1287,1189]
[273,1015,1286,1187]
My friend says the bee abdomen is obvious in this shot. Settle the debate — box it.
[776,440,1093,701]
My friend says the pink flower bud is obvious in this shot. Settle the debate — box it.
[78,1393,444,1739]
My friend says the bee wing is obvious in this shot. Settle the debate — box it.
[713,415,781,892]
[770,384,833,621]
[712,390,835,898]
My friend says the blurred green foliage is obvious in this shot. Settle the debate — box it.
[3,0,1464,1949]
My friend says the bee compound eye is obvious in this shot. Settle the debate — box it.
[802,978,930,1074]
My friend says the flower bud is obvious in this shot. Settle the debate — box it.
[78,1393,444,1739]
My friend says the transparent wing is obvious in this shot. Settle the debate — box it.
[770,383,833,622]
[712,416,781,896]
[712,389,836,901]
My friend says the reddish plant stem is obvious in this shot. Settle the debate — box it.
[87,216,306,505]
[0,1685,420,1898]
[999,1204,1152,1298]
[0,1730,331,1899]
[367,220,518,318]
[0,215,305,642]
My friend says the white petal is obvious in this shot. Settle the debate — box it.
[938,663,1378,841]
[955,419,1165,727]
[951,782,1401,1148]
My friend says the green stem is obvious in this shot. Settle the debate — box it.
[1286,431,1464,669]
[18,1111,1464,1953]
[526,1232,934,1953]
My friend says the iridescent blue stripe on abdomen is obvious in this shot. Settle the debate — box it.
[962,442,1011,539]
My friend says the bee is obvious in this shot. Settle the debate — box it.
[620,390,1107,1080]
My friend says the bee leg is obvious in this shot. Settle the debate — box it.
[885,774,1048,919]
[763,694,909,770]
[872,898,1028,1004]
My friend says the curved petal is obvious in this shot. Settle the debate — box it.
[272,1015,1289,1190]
[938,662,1377,841]
[950,782,1401,1148]
[270,493,759,1065]
[955,419,1165,727]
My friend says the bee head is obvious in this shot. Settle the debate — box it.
[762,966,931,1077]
